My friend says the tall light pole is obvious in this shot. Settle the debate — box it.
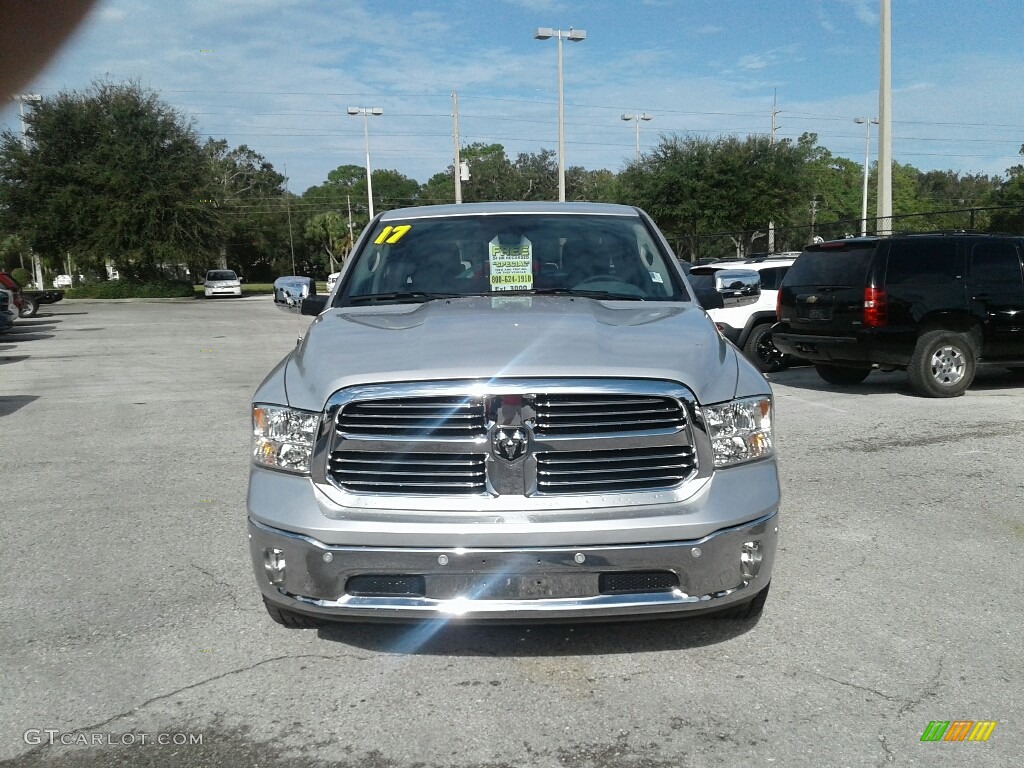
[347,106,383,220]
[15,94,44,290]
[621,113,652,163]
[854,117,878,237]
[533,26,586,202]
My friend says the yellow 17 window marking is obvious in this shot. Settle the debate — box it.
[374,225,411,244]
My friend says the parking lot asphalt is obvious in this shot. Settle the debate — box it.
[0,298,1020,768]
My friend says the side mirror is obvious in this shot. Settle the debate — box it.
[274,276,316,314]
[300,296,328,316]
[714,269,761,308]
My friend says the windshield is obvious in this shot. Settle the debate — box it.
[207,270,238,281]
[338,213,687,305]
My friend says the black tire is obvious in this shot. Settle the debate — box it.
[907,330,976,398]
[262,596,322,629]
[814,363,872,385]
[19,296,37,318]
[714,582,770,621]
[742,323,788,373]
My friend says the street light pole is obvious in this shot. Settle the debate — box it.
[534,26,586,202]
[348,106,383,220]
[15,94,44,290]
[854,117,879,237]
[621,113,652,163]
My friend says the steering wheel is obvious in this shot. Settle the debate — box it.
[571,274,646,297]
[574,273,620,286]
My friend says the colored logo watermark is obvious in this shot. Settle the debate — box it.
[920,721,996,742]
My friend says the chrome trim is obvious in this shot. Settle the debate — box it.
[249,513,776,620]
[308,378,712,512]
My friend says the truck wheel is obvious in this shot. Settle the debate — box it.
[814,363,872,385]
[19,296,37,317]
[743,323,788,373]
[715,582,770,620]
[907,330,976,398]
[262,596,322,629]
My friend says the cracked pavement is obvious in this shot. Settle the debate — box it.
[1,300,1020,767]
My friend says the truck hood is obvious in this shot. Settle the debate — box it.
[276,296,761,410]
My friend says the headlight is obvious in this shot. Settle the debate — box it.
[702,396,773,467]
[252,404,320,474]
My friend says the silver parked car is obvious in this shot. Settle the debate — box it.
[251,202,778,625]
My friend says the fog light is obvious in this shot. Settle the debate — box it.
[740,541,762,580]
[264,548,286,584]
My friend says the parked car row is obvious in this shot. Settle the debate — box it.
[0,271,64,322]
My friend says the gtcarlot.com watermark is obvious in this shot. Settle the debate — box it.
[24,729,203,747]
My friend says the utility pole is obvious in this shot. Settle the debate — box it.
[877,0,893,234]
[768,90,781,252]
[452,92,462,204]
[346,195,355,257]
[809,198,820,242]
[284,164,296,275]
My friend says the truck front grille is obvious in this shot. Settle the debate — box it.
[327,451,487,494]
[530,394,685,435]
[323,380,700,499]
[536,446,696,494]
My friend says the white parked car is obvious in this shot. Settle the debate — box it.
[203,269,242,298]
[53,274,72,289]
[689,253,800,372]
[326,271,341,291]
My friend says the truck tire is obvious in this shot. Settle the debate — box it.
[20,296,37,318]
[742,323,788,373]
[714,582,770,621]
[262,596,322,629]
[814,363,872,385]
[907,330,976,398]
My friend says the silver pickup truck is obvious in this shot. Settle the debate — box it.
[250,202,778,625]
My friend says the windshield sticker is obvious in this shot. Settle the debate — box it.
[649,270,664,284]
[488,236,534,292]
[374,224,411,245]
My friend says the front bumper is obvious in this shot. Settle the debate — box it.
[249,513,777,621]
[205,286,242,297]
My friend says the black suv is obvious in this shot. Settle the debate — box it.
[772,233,1024,397]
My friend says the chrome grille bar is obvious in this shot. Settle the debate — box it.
[336,396,486,437]
[536,446,696,494]
[328,451,486,495]
[530,394,685,435]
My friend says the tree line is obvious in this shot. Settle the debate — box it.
[3,81,1024,284]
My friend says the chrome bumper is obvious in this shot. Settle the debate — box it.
[249,513,777,621]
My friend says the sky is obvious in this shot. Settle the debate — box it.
[4,0,1024,196]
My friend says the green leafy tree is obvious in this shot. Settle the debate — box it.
[0,81,222,281]
[617,134,815,260]
[304,211,350,274]
[991,148,1024,234]
[0,233,30,273]
[204,139,290,281]
[455,143,518,202]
